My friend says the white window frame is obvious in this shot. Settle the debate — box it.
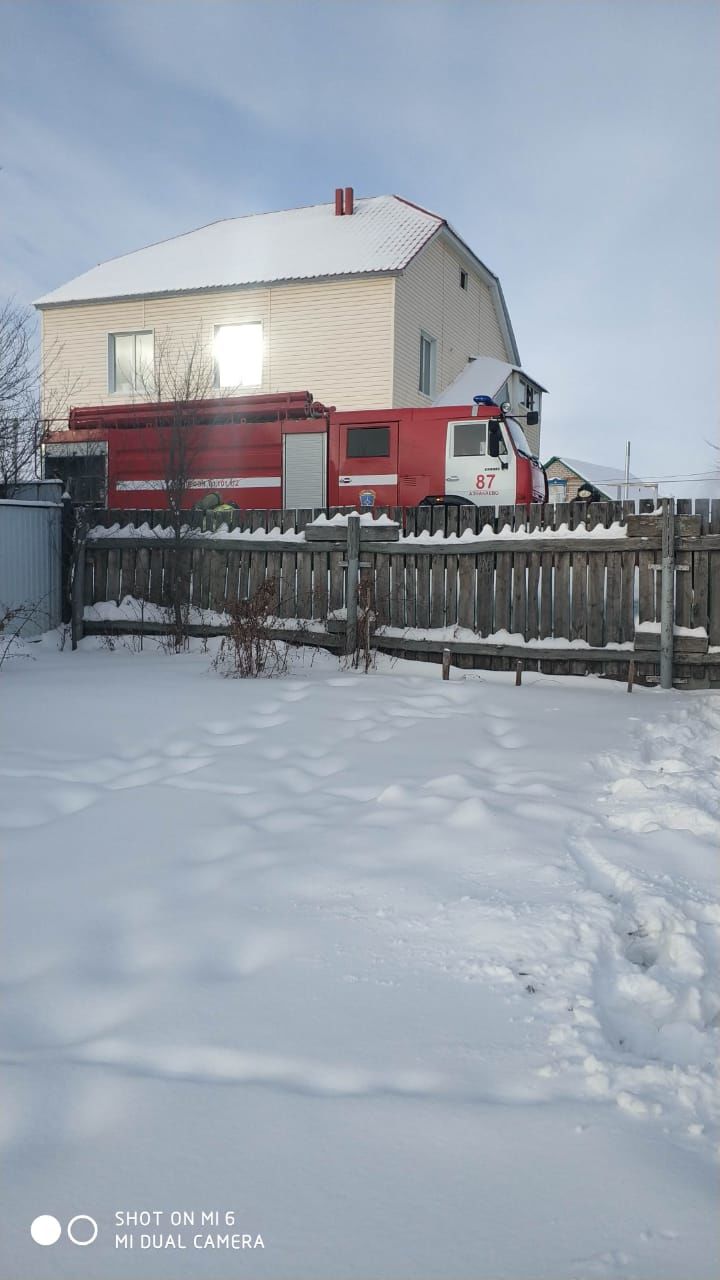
[452,420,487,458]
[213,322,263,391]
[520,380,536,413]
[108,331,154,394]
[419,331,437,398]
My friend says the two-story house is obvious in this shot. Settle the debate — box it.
[35,188,545,450]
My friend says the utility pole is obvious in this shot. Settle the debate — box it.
[660,497,675,690]
[624,440,631,502]
[345,513,360,657]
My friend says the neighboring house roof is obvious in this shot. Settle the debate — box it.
[544,456,649,500]
[433,356,547,407]
[34,193,520,364]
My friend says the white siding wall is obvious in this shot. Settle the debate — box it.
[393,234,511,407]
[41,276,395,423]
[507,371,542,455]
[40,243,514,424]
[269,278,394,408]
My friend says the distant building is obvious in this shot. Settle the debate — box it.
[543,455,657,504]
[35,189,541,425]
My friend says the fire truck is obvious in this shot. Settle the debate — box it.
[42,392,547,509]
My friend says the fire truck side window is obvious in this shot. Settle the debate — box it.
[45,453,106,505]
[347,427,390,458]
[453,423,487,457]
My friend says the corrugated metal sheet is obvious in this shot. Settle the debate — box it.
[0,500,62,637]
[35,196,442,305]
[0,480,63,503]
[283,434,326,507]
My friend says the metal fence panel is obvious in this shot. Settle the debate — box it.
[0,500,63,637]
[0,480,63,503]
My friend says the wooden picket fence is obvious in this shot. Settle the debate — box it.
[74,499,720,686]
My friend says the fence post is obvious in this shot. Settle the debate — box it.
[345,513,360,655]
[60,494,75,624]
[71,530,86,651]
[660,497,675,689]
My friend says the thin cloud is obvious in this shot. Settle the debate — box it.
[1,0,717,490]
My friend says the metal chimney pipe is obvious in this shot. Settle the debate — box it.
[334,188,344,216]
[344,186,354,215]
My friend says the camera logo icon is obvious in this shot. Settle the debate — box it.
[31,1215,98,1246]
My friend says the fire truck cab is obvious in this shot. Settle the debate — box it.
[332,396,545,508]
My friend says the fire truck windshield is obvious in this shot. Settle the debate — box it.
[506,419,533,457]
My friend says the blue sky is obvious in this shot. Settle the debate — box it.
[1,0,718,490]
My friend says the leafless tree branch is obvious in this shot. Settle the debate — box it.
[0,298,85,493]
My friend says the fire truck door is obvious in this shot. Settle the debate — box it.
[445,419,514,505]
[283,433,327,508]
[337,421,399,506]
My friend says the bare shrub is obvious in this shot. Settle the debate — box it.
[339,577,376,674]
[356,577,376,672]
[1,297,84,494]
[135,331,218,652]
[0,604,24,669]
[213,580,288,679]
[0,600,47,669]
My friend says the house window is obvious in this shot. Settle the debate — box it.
[520,380,536,413]
[347,427,390,458]
[108,332,153,394]
[214,322,263,389]
[419,332,437,397]
[460,269,468,291]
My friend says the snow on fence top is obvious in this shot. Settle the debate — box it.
[87,522,305,542]
[375,624,635,651]
[310,512,398,527]
[401,521,628,544]
[87,519,628,544]
[635,622,708,637]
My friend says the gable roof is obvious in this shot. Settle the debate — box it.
[33,196,521,361]
[35,195,442,307]
[544,456,647,501]
[433,356,546,407]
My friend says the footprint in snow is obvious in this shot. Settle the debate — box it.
[282,689,311,702]
[0,782,97,829]
[205,732,256,747]
[245,715,290,730]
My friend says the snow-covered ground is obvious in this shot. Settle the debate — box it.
[1,636,718,1280]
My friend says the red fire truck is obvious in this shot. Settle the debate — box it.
[42,391,546,509]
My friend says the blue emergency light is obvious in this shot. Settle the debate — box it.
[472,395,497,406]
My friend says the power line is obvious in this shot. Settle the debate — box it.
[630,474,720,485]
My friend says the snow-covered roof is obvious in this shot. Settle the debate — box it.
[35,195,444,307]
[433,356,547,407]
[545,456,649,500]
